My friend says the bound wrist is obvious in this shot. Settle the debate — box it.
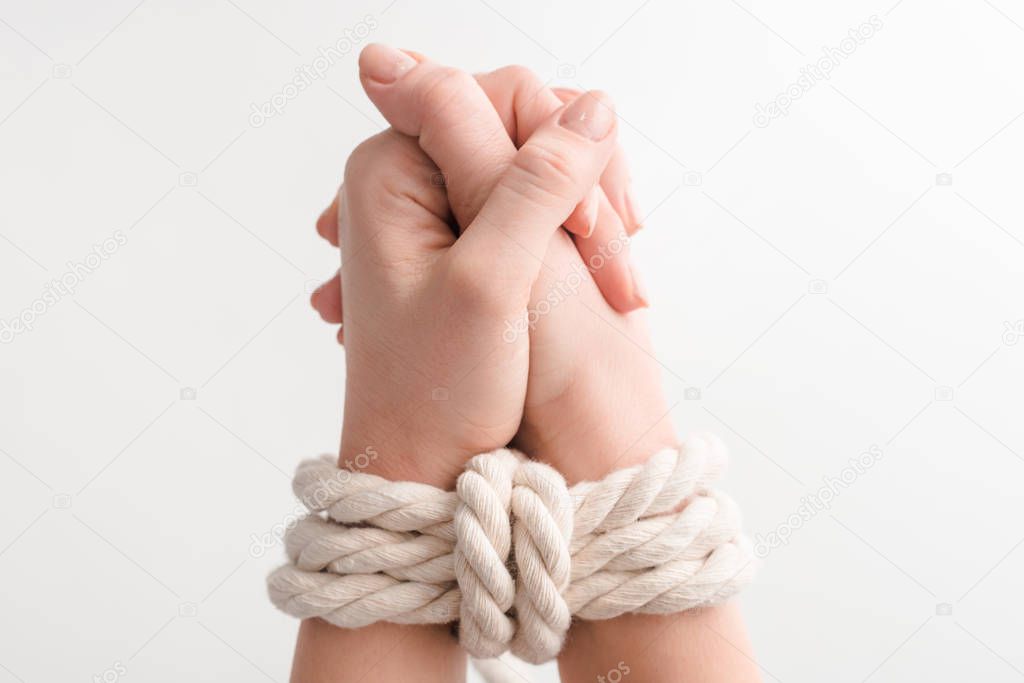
[518,380,678,484]
[339,430,471,489]
[339,413,474,489]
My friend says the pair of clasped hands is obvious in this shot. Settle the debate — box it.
[298,44,758,683]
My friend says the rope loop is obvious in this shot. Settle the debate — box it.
[267,433,756,664]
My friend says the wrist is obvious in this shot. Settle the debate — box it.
[340,350,524,488]
[518,374,678,484]
[558,602,760,683]
[339,387,471,488]
[339,419,470,489]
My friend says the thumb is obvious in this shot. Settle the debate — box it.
[449,91,618,298]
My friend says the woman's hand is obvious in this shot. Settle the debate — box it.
[327,69,619,488]
[315,47,677,484]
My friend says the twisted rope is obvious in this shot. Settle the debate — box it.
[267,434,756,664]
[454,450,519,657]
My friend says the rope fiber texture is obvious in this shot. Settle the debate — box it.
[267,433,756,664]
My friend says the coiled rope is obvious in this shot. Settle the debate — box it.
[267,433,756,665]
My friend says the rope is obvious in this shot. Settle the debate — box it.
[267,433,756,665]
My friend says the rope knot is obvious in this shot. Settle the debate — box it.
[453,449,520,657]
[451,450,575,663]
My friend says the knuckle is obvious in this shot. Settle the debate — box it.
[419,67,477,130]
[495,64,541,88]
[344,130,416,191]
[343,132,390,187]
[509,144,578,204]
[343,132,447,220]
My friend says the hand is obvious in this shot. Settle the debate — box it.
[327,62,619,488]
[305,47,759,683]
[314,47,677,484]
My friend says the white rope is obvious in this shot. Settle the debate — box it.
[454,450,519,658]
[267,433,756,666]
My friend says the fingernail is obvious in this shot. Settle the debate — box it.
[559,91,615,141]
[360,43,416,84]
[582,188,600,237]
[624,185,643,232]
[630,264,649,308]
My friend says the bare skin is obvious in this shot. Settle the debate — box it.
[297,45,762,683]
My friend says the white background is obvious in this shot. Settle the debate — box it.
[2,1,1023,681]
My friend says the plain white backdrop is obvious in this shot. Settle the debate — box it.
[2,0,1023,681]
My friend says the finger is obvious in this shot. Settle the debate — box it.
[514,83,641,235]
[581,151,645,311]
[478,70,644,310]
[552,88,640,233]
[358,44,517,232]
[359,45,596,241]
[549,87,579,101]
[341,129,454,258]
[577,185,600,238]
[316,191,341,246]
[602,149,643,236]
[311,270,343,323]
[476,73,594,237]
[573,192,647,312]
[358,47,644,311]
[453,91,619,297]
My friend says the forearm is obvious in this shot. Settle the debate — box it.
[559,602,759,683]
[291,620,464,683]
[529,384,761,683]
[288,424,468,683]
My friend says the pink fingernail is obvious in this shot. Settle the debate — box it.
[360,43,417,84]
[624,185,643,232]
[630,264,649,308]
[558,91,615,141]
[582,188,599,237]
